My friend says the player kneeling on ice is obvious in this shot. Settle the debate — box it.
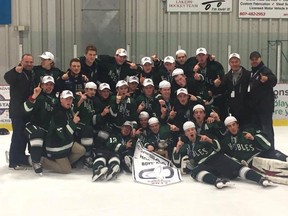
[92,121,135,181]
[23,76,58,175]
[177,121,273,189]
[221,116,288,182]
[41,90,86,174]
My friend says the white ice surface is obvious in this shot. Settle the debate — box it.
[1,127,288,216]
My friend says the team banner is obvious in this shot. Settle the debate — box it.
[0,86,11,130]
[167,0,232,13]
[132,140,182,186]
[239,0,288,18]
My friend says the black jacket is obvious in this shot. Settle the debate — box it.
[247,62,277,113]
[4,67,34,118]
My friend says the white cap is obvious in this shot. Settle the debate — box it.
[139,111,150,119]
[39,51,54,61]
[122,121,133,128]
[85,82,97,89]
[159,80,171,89]
[116,80,128,88]
[164,56,175,64]
[176,49,187,56]
[42,76,55,84]
[224,116,238,126]
[60,90,74,99]
[128,76,139,84]
[193,104,205,112]
[177,88,188,95]
[183,121,195,131]
[196,48,207,56]
[148,117,159,125]
[99,83,111,91]
[229,53,241,60]
[115,48,127,56]
[141,57,152,65]
[143,78,154,87]
[172,68,184,77]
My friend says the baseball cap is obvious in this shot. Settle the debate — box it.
[42,76,55,84]
[172,68,184,77]
[193,104,205,112]
[196,48,207,56]
[128,76,139,84]
[122,121,133,128]
[116,80,128,88]
[139,111,150,119]
[249,51,261,59]
[183,121,195,131]
[143,78,154,87]
[60,90,74,99]
[141,57,152,65]
[229,53,241,60]
[159,80,171,89]
[99,83,111,91]
[85,82,97,89]
[115,48,127,57]
[39,51,55,61]
[177,88,188,95]
[148,117,159,125]
[224,116,237,126]
[164,56,175,64]
[176,49,187,56]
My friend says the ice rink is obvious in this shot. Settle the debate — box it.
[1,127,288,216]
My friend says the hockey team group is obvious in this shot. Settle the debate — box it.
[4,44,288,189]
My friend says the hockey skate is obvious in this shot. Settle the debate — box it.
[215,179,232,189]
[92,166,108,182]
[124,155,133,173]
[32,162,43,176]
[106,164,120,181]
[259,177,275,187]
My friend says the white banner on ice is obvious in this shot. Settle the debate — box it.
[132,140,182,186]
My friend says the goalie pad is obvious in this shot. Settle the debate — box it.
[252,156,288,179]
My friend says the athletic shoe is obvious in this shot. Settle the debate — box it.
[8,164,28,170]
[106,164,120,181]
[92,166,108,182]
[215,179,232,189]
[83,156,93,169]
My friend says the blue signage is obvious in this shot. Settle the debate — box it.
[0,0,12,25]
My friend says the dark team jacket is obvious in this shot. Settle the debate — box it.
[74,95,96,126]
[145,124,172,151]
[4,67,34,118]
[106,133,136,154]
[135,93,160,118]
[109,95,137,129]
[222,66,251,118]
[45,105,76,159]
[79,56,102,84]
[97,55,139,92]
[56,70,86,95]
[24,92,58,130]
[33,65,64,91]
[175,56,198,78]
[220,127,272,163]
[247,62,277,113]
[185,135,221,165]
[191,60,225,96]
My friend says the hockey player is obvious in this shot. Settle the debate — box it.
[192,104,225,139]
[74,82,98,168]
[127,76,141,99]
[109,80,137,131]
[136,78,160,117]
[221,116,288,172]
[41,90,85,174]
[135,111,150,144]
[176,121,273,189]
[92,121,135,181]
[145,117,173,159]
[24,76,58,174]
